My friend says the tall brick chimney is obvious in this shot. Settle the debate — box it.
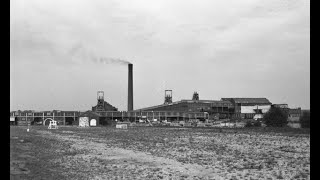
[128,63,133,111]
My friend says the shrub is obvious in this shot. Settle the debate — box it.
[263,107,288,127]
[245,120,261,127]
[300,110,310,128]
[245,121,253,127]
[253,121,261,127]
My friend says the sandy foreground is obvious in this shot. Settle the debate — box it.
[10,126,310,180]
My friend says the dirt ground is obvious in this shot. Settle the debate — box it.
[10,126,310,180]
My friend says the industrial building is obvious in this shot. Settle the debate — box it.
[135,90,272,120]
[91,91,118,112]
[10,90,277,126]
[10,63,303,127]
[221,98,272,119]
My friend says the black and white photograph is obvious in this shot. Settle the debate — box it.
[10,0,310,179]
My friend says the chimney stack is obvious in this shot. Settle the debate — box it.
[128,63,133,111]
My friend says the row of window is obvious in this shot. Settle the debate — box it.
[98,112,207,117]
[11,112,78,116]
[11,111,209,117]
[289,114,300,117]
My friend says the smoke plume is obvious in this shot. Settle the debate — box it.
[69,43,131,65]
[95,57,131,65]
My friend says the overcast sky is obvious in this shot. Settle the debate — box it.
[10,0,310,111]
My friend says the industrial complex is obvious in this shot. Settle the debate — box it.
[10,63,302,127]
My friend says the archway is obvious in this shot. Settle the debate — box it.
[90,119,97,126]
[43,118,54,126]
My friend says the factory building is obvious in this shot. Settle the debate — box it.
[10,63,304,127]
[135,92,272,120]
[77,111,100,127]
[221,98,272,119]
[135,92,233,119]
[91,91,118,112]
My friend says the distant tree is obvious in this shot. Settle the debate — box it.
[300,111,310,128]
[263,107,288,127]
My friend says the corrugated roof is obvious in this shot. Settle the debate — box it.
[134,99,233,111]
[222,98,271,104]
[180,99,232,104]
[133,101,181,111]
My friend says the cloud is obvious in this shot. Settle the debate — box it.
[10,0,310,110]
[68,43,131,65]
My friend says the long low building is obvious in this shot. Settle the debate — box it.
[10,110,81,126]
[9,93,273,125]
[10,110,209,126]
[135,92,273,120]
[10,92,302,126]
[134,99,234,117]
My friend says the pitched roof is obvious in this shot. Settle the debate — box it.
[92,100,118,111]
[222,98,272,105]
[134,99,233,111]
[79,110,101,117]
[180,99,232,104]
[133,101,181,111]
